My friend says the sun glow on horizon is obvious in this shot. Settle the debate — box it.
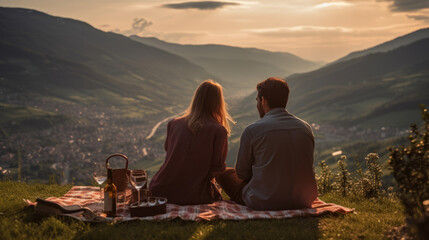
[0,0,428,62]
[315,1,352,9]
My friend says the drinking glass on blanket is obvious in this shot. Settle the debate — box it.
[93,162,107,203]
[130,170,147,206]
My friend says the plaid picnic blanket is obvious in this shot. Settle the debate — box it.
[28,186,354,222]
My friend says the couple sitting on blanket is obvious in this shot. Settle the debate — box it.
[149,77,318,211]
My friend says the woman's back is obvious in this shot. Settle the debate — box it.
[149,117,228,205]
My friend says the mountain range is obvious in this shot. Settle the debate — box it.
[333,28,429,64]
[0,7,214,122]
[289,38,429,128]
[130,35,322,95]
[233,33,429,129]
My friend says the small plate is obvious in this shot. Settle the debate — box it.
[129,197,167,217]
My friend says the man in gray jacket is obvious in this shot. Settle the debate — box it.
[216,77,318,210]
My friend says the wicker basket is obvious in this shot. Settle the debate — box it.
[105,154,130,192]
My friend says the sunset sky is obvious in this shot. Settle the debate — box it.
[1,0,428,62]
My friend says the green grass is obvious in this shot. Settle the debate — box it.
[0,103,59,125]
[0,103,68,133]
[360,109,421,128]
[0,181,405,239]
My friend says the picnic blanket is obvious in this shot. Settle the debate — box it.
[26,186,354,222]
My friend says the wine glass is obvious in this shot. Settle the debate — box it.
[93,162,107,203]
[129,170,147,206]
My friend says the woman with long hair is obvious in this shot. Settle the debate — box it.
[149,80,234,205]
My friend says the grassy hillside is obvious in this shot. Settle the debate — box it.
[0,103,68,135]
[0,7,214,118]
[333,28,429,64]
[0,181,404,239]
[287,39,429,128]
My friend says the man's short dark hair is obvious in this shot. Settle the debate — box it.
[257,77,289,108]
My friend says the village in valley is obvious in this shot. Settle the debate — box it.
[0,93,165,185]
[0,91,409,185]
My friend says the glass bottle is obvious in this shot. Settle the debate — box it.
[103,167,117,217]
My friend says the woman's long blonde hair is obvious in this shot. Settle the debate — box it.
[182,80,234,135]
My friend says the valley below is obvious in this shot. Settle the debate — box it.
[0,87,411,186]
[0,92,171,184]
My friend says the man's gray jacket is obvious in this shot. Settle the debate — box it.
[236,108,318,210]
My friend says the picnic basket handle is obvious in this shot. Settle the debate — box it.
[105,153,128,169]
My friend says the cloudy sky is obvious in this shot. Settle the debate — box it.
[1,0,428,62]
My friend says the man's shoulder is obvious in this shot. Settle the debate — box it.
[288,114,312,128]
[242,117,275,138]
[245,111,312,135]
[243,119,263,133]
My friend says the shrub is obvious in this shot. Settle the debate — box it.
[316,160,333,195]
[362,153,383,198]
[317,153,383,198]
[388,104,429,239]
[334,155,351,197]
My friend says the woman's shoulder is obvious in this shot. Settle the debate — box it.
[205,119,227,133]
[165,117,188,132]
[169,116,186,125]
